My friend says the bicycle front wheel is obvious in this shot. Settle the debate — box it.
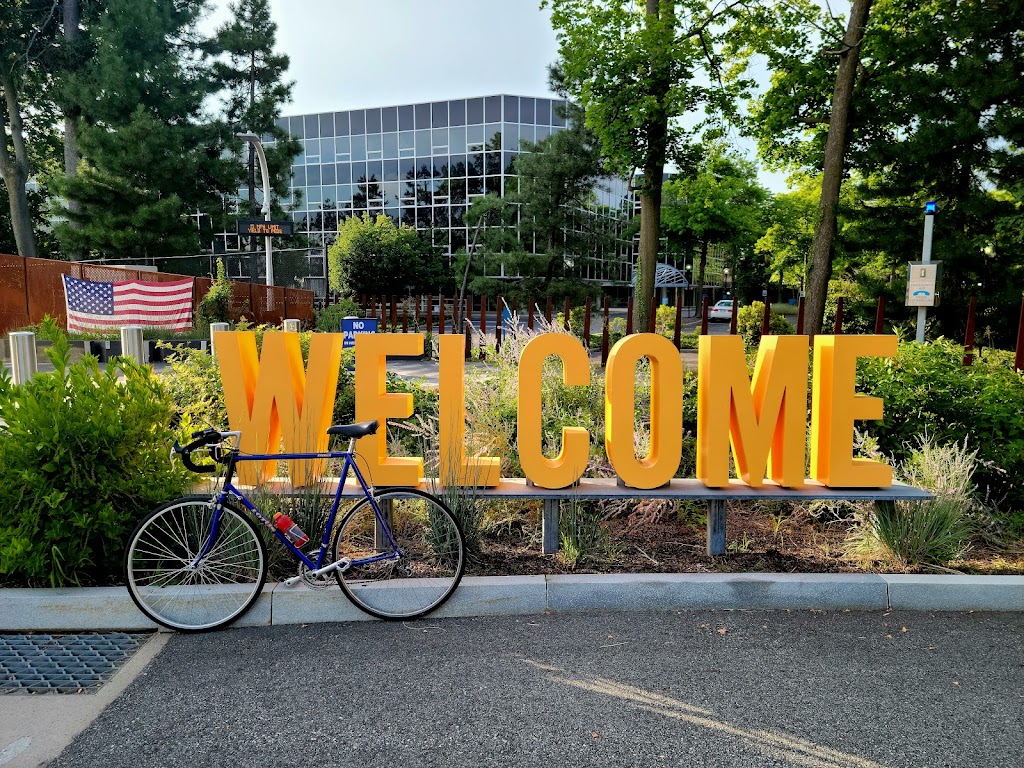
[124,496,267,632]
[331,488,465,620]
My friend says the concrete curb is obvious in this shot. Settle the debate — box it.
[1,573,1021,631]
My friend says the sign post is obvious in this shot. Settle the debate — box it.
[912,201,938,343]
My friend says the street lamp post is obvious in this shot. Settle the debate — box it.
[236,133,274,287]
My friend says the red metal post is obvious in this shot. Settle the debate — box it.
[963,296,976,366]
[649,298,656,335]
[390,295,398,329]
[426,294,433,335]
[545,296,553,324]
[673,290,682,349]
[796,297,805,335]
[564,296,571,331]
[361,294,367,316]
[834,297,844,334]
[626,297,634,336]
[583,296,592,348]
[700,297,709,335]
[874,297,885,335]
[401,298,408,333]
[527,297,534,330]
[729,298,737,335]
[480,294,487,335]
[761,300,771,337]
[439,294,445,333]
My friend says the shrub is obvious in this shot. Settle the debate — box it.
[846,438,981,569]
[316,299,361,333]
[857,339,1024,533]
[0,321,189,586]
[736,301,794,347]
[197,259,232,327]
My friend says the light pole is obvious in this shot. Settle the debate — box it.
[237,132,274,286]
[916,200,937,343]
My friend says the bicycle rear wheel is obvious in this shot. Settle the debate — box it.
[124,496,267,632]
[331,488,465,620]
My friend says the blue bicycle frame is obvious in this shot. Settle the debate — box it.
[201,446,401,573]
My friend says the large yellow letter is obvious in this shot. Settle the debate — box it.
[217,331,343,486]
[810,335,896,487]
[438,334,500,487]
[517,333,591,489]
[697,335,808,488]
[605,334,683,489]
[354,333,424,486]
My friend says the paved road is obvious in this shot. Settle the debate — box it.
[51,610,1023,768]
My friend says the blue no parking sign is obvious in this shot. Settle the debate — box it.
[340,317,378,348]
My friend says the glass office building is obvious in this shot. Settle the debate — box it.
[263,94,635,289]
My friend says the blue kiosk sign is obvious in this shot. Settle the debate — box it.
[340,317,378,349]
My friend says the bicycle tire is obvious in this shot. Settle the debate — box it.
[124,495,267,632]
[331,488,466,620]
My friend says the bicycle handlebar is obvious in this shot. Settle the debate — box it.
[171,429,240,474]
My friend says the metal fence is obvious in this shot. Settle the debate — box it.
[0,254,314,335]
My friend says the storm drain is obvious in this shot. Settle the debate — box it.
[0,633,151,694]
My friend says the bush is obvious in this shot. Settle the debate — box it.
[316,299,361,332]
[846,437,980,569]
[197,259,232,327]
[0,321,189,586]
[857,339,1024,533]
[736,301,794,347]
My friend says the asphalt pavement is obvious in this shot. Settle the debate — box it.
[48,609,1024,768]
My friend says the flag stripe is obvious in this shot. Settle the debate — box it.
[63,274,194,333]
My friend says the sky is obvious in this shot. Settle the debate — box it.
[204,0,788,191]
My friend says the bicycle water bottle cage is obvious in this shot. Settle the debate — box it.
[326,421,379,439]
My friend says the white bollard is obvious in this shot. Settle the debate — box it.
[282,319,301,333]
[209,322,230,359]
[9,331,37,385]
[120,326,146,365]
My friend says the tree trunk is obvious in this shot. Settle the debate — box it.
[805,0,872,336]
[0,74,37,258]
[63,0,83,258]
[635,0,672,333]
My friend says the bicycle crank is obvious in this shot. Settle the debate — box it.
[282,558,351,587]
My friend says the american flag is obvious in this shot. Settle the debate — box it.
[62,274,195,332]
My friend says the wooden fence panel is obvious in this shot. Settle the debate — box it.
[285,288,314,323]
[229,281,253,322]
[25,258,81,329]
[0,254,30,334]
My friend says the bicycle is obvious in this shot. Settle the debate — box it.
[124,420,466,632]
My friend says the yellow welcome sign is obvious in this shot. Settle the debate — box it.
[215,331,896,490]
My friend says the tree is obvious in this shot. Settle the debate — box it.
[546,0,756,331]
[0,0,63,257]
[662,147,768,307]
[213,0,301,282]
[54,0,235,260]
[752,0,1024,343]
[755,175,819,296]
[328,213,451,297]
[462,102,615,303]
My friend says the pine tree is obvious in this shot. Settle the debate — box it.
[54,0,235,260]
[213,0,301,280]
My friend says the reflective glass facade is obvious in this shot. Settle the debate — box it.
[264,95,635,287]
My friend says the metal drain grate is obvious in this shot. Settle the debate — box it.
[0,633,151,694]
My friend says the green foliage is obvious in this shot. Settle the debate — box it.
[55,0,236,259]
[559,501,613,568]
[315,299,361,332]
[198,259,233,326]
[160,342,228,432]
[847,438,981,569]
[736,301,794,347]
[857,340,1024,530]
[328,212,451,297]
[0,319,189,586]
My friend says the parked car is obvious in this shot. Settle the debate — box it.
[708,299,736,322]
